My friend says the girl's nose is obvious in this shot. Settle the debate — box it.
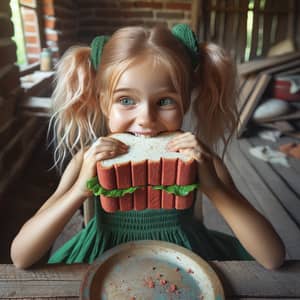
[137,104,156,127]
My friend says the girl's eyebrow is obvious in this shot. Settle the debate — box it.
[114,87,177,94]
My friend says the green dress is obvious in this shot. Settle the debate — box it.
[48,197,253,264]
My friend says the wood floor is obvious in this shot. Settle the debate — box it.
[1,120,299,263]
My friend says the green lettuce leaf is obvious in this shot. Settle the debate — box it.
[87,177,139,197]
[86,177,200,197]
[152,183,200,196]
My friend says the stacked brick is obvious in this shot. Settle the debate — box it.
[77,0,192,44]
[42,0,78,63]
[20,0,41,64]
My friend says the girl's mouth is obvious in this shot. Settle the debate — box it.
[130,131,160,137]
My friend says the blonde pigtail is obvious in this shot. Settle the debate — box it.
[49,46,107,173]
[192,43,238,156]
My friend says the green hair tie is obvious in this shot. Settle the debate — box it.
[171,24,199,69]
[90,35,110,70]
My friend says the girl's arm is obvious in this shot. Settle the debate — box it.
[208,157,285,270]
[10,151,88,269]
[167,132,285,270]
[11,137,128,269]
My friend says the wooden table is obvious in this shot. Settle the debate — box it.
[1,261,300,299]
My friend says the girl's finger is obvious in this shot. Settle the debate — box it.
[104,137,129,149]
[95,150,125,161]
[179,148,204,162]
[168,139,209,157]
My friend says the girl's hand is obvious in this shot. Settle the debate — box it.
[166,132,224,194]
[74,137,128,195]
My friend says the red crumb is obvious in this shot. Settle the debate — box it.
[175,267,180,272]
[148,280,155,288]
[144,277,155,288]
[159,279,167,286]
[130,297,136,300]
[168,284,177,293]
[187,268,194,274]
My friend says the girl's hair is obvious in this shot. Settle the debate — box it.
[49,25,238,172]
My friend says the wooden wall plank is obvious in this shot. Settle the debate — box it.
[237,52,300,76]
[262,0,273,56]
[237,72,271,137]
[249,0,260,60]
[238,74,259,112]
[275,1,290,44]
[235,0,249,63]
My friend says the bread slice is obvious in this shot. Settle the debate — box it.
[96,132,198,212]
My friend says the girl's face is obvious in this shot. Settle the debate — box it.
[107,56,184,137]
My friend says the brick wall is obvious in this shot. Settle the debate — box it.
[42,0,78,62]
[77,0,192,44]
[19,0,78,65]
[20,0,41,63]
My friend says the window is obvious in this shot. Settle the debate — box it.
[10,0,42,66]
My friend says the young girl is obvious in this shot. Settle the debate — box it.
[11,24,285,270]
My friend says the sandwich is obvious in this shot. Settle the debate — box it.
[87,132,199,213]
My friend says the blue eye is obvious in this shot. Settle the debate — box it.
[120,97,135,105]
[159,98,174,106]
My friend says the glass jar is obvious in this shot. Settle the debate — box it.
[40,48,52,71]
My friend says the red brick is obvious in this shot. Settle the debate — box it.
[0,18,14,38]
[55,7,77,18]
[156,11,184,19]
[44,18,56,29]
[24,24,37,33]
[120,1,163,9]
[61,20,76,30]
[0,66,20,97]
[20,0,36,7]
[43,4,55,16]
[0,44,17,68]
[78,1,117,9]
[143,20,167,27]
[42,0,54,5]
[21,8,36,22]
[26,46,41,54]
[165,2,191,10]
[25,35,39,44]
[46,32,59,42]
[94,9,153,19]
[28,57,39,64]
